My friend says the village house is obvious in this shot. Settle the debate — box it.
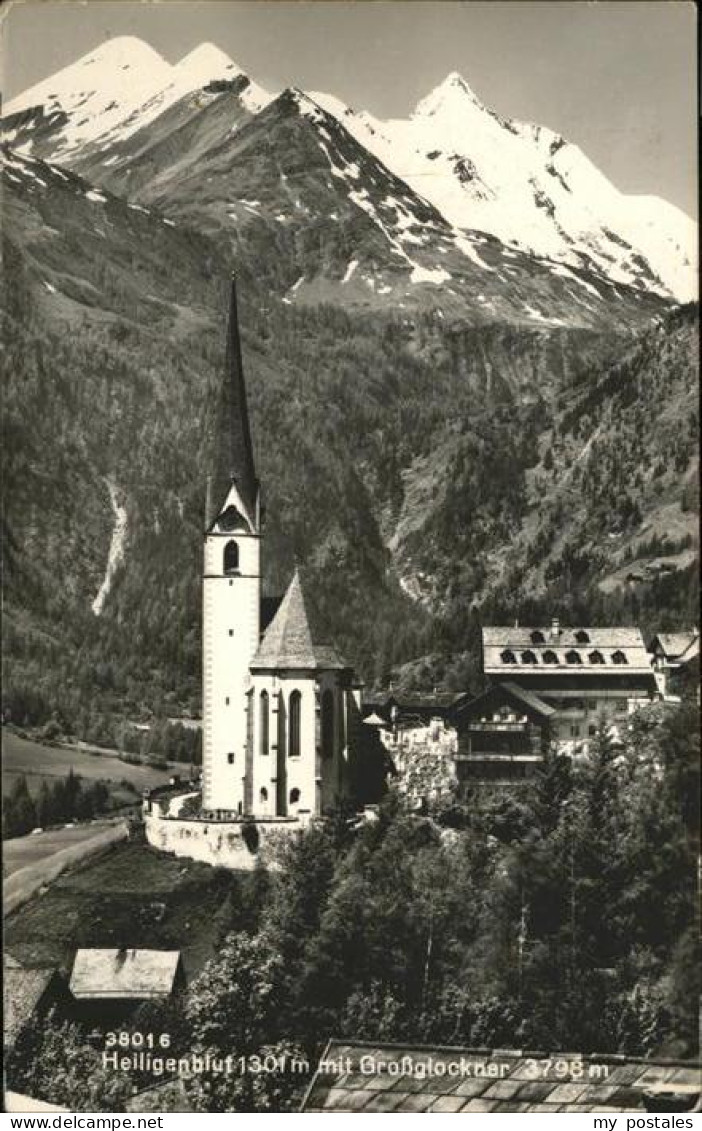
[69,948,184,1023]
[481,620,657,751]
[648,630,699,701]
[451,681,553,787]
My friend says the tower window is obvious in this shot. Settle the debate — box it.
[227,752,235,764]
[225,697,230,705]
[290,788,301,805]
[260,787,268,803]
[223,540,239,574]
[289,690,302,757]
[228,629,234,637]
[260,690,269,756]
[321,689,334,759]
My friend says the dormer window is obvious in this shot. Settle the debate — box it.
[501,649,517,664]
[543,650,558,664]
[575,630,590,644]
[565,650,583,664]
[223,540,239,574]
[531,630,546,644]
[589,650,605,664]
[521,650,538,664]
[612,650,628,665]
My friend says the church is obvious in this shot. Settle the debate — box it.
[201,283,363,820]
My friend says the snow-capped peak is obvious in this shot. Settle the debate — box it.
[2,36,273,158]
[3,36,172,120]
[172,42,241,84]
[413,71,485,118]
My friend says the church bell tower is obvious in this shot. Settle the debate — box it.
[202,282,261,812]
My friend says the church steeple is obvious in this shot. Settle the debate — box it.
[208,279,258,529]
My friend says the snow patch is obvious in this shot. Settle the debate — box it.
[92,479,127,616]
[410,264,451,285]
[342,259,359,284]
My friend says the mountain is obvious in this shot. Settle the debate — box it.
[1,40,698,737]
[311,74,697,303]
[3,39,695,310]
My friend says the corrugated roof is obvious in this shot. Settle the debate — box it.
[4,967,56,1048]
[501,682,556,717]
[69,949,181,1001]
[483,626,653,675]
[251,569,349,671]
[301,1040,701,1113]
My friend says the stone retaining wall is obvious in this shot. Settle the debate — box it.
[144,808,302,871]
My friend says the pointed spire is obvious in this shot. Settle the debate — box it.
[208,279,258,528]
[251,569,348,670]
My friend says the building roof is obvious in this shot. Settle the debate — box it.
[125,1079,194,1113]
[483,625,653,675]
[251,569,349,671]
[4,967,57,1048]
[208,280,258,529]
[300,1040,701,1113]
[651,632,699,663]
[454,681,555,721]
[69,949,181,1001]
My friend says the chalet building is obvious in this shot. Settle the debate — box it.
[301,1039,701,1113]
[452,681,554,785]
[648,631,699,701]
[69,948,184,1023]
[481,620,657,749]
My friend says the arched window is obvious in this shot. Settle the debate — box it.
[589,650,605,664]
[223,540,239,574]
[521,650,538,664]
[321,689,334,759]
[259,787,268,803]
[531,630,546,644]
[575,630,590,644]
[259,690,269,755]
[289,690,302,757]
[565,650,583,664]
[290,788,301,805]
[612,650,628,665]
[227,752,235,764]
[501,649,516,664]
[543,650,558,664]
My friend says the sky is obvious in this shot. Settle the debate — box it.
[1,0,697,217]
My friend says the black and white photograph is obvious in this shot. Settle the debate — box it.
[1,0,699,1118]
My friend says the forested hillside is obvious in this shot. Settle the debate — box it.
[1,140,698,741]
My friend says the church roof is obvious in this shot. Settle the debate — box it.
[251,570,349,671]
[209,280,258,528]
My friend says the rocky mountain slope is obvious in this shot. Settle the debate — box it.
[1,39,698,730]
[3,37,695,309]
